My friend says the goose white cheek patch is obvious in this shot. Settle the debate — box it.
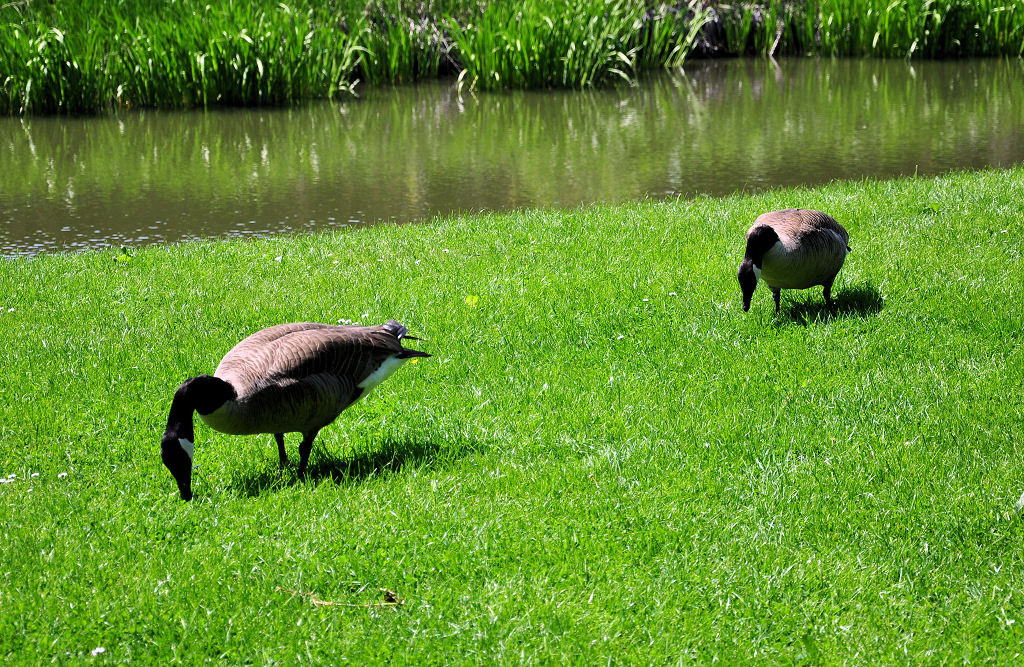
[178,438,195,463]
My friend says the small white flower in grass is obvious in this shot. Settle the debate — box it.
[642,298,649,302]
[442,248,450,253]
[274,255,283,263]
[31,472,39,478]
[58,472,68,479]
[91,647,106,656]
[669,292,677,296]
[6,308,13,313]
[6,474,15,479]
[1015,492,1024,513]
[617,334,625,340]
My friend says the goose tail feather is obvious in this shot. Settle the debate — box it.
[381,319,409,339]
[381,319,430,357]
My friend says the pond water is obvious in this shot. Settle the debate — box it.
[1,57,1022,257]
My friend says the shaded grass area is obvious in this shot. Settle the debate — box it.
[783,280,884,324]
[1,167,1024,661]
[3,0,1023,113]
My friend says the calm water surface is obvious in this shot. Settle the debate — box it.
[2,58,1022,256]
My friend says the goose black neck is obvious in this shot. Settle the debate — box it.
[744,224,780,268]
[164,375,236,439]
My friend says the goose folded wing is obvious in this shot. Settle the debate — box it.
[269,328,405,383]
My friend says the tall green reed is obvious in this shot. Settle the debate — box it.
[713,0,1024,57]
[635,1,714,69]
[1,1,365,113]
[0,19,114,114]
[2,0,1023,114]
[447,0,709,91]
[114,3,364,108]
[448,1,628,90]
[358,1,451,85]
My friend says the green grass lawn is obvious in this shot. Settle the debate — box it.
[1,167,1023,662]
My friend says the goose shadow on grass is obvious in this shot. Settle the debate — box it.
[229,438,463,498]
[780,282,884,325]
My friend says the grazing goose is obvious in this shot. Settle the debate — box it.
[161,320,430,500]
[738,208,851,312]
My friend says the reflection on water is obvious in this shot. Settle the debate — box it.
[1,58,1022,256]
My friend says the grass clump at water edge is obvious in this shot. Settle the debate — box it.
[1,167,1023,661]
[0,0,714,113]
[705,0,1024,57]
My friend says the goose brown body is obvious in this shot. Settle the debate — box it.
[738,209,850,312]
[201,322,417,435]
[161,320,429,500]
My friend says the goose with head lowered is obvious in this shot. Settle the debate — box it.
[161,320,430,500]
[738,208,851,313]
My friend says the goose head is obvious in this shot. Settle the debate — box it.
[161,432,195,501]
[738,259,761,312]
[161,374,236,501]
[738,224,778,312]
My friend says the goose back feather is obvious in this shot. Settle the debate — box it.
[201,321,425,436]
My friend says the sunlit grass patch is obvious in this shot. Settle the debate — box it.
[1,167,1023,661]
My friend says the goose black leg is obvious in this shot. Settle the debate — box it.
[823,279,835,307]
[297,429,320,478]
[772,288,782,313]
[275,433,288,468]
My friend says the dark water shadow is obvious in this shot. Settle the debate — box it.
[781,282,884,325]
[229,438,464,498]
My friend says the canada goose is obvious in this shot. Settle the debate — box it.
[161,320,429,500]
[738,208,851,312]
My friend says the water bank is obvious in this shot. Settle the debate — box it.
[3,58,1022,257]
